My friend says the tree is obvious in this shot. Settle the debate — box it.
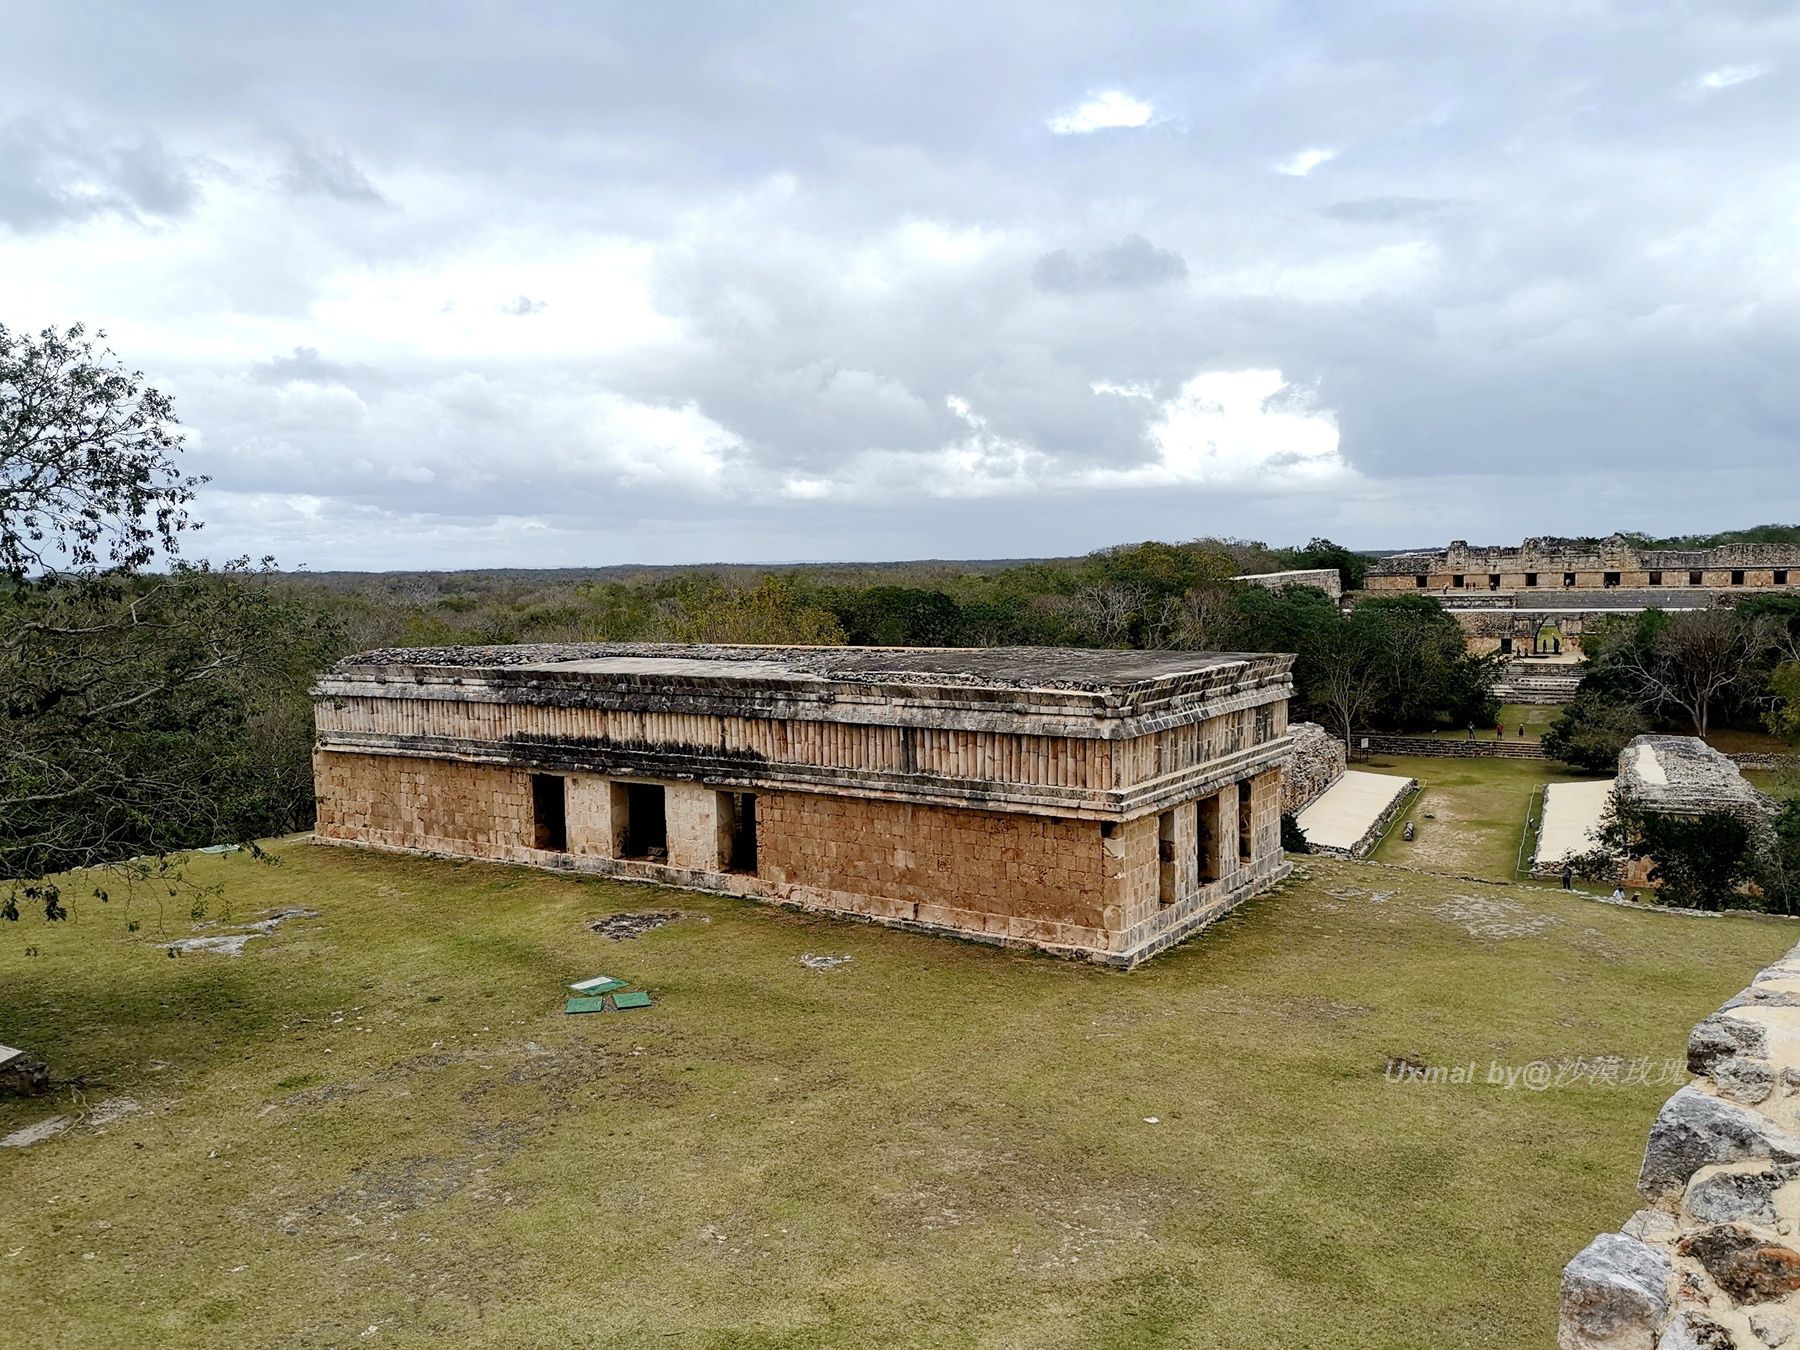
[1598,607,1774,737]
[1306,621,1384,752]
[0,562,341,916]
[1,323,202,576]
[1542,691,1651,772]
[1592,799,1758,911]
[1279,537,1369,592]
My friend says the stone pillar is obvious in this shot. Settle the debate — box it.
[565,774,618,858]
[665,781,727,872]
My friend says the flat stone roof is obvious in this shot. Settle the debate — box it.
[333,642,1281,695]
[319,643,1295,737]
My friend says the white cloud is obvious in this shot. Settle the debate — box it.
[1276,147,1336,176]
[1047,91,1153,135]
[1085,370,1347,488]
[1092,380,1156,400]
[1695,64,1767,92]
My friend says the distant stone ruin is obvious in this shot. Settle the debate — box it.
[1361,534,1800,665]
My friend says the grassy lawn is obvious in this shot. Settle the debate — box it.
[1495,704,1565,742]
[1357,755,1612,886]
[2,842,1795,1348]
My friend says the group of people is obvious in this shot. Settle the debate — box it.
[1556,865,1642,905]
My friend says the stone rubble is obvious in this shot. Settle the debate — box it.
[1560,940,1800,1349]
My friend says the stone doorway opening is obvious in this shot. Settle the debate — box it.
[623,783,667,860]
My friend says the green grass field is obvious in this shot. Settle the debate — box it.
[1362,754,1612,886]
[2,841,1793,1348]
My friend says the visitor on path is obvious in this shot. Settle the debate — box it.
[1518,723,1526,738]
[1496,722,1504,740]
[1562,865,1573,890]
[1611,885,1626,902]
[1468,722,1476,741]
[1631,892,1642,905]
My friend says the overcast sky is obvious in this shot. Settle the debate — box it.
[3,3,1796,569]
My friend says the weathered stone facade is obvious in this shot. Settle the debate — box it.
[1279,722,1345,815]
[312,644,1298,967]
[1361,534,1799,663]
[1559,939,1800,1349]
[1234,568,1344,601]
[1368,535,1800,595]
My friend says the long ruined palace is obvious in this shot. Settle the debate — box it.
[312,644,1298,967]
[1362,535,1800,701]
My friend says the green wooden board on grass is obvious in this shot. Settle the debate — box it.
[612,991,652,1010]
[564,996,610,1014]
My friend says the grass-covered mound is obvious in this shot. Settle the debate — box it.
[1,843,1792,1348]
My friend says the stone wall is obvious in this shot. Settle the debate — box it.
[312,748,1289,968]
[1559,939,1800,1349]
[1280,722,1345,815]
[1357,733,1547,760]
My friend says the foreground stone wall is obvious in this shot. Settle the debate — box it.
[1559,939,1800,1348]
[1279,722,1345,815]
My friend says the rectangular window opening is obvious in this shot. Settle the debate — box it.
[1237,781,1253,864]
[1777,570,1790,586]
[1563,572,1576,587]
[1157,811,1177,908]
[727,792,758,874]
[1648,571,1662,586]
[622,783,667,860]
[1732,570,1746,586]
[1690,571,1704,586]
[1197,795,1219,884]
[1603,572,1621,588]
[531,774,567,853]
[1525,572,1538,587]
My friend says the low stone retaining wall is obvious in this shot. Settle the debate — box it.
[1558,938,1800,1348]
[1357,733,1547,760]
[1281,722,1346,815]
[1730,753,1798,771]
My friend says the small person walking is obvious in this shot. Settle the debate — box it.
[1561,864,1573,891]
[1495,721,1504,740]
[1518,723,1526,738]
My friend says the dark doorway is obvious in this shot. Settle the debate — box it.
[623,783,667,859]
[1197,794,1220,883]
[728,793,758,873]
[1237,782,1254,864]
[531,774,567,852]
[1499,637,1513,655]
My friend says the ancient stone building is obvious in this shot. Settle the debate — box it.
[312,643,1297,967]
[1359,535,1800,692]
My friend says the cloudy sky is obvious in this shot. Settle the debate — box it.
[3,2,1796,569]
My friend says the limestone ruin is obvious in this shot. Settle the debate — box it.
[311,643,1300,967]
[1359,535,1800,704]
[1559,940,1800,1349]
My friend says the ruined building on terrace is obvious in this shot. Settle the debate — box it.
[312,644,1298,968]
[1361,535,1800,700]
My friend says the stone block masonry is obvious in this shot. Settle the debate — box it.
[1558,939,1800,1348]
[312,643,1302,968]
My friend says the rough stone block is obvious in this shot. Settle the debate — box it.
[1639,1087,1800,1202]
[1558,1232,1672,1350]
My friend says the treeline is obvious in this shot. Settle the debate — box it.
[264,537,1487,745]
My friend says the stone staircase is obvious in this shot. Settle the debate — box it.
[1491,661,1584,704]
